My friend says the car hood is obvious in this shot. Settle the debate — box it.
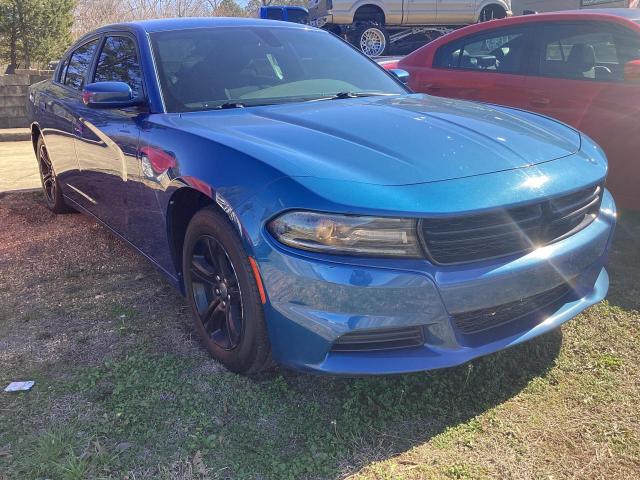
[174,94,581,186]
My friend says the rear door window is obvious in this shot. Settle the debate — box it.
[536,22,639,82]
[64,39,99,90]
[435,28,531,74]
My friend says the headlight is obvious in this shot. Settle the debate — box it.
[267,211,422,257]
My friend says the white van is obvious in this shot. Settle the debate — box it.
[512,0,638,14]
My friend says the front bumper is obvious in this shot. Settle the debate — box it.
[258,190,616,375]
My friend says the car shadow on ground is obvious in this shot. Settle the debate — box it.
[271,328,564,466]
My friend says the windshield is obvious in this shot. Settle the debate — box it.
[150,26,406,112]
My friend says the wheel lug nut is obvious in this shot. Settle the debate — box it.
[216,275,220,281]
[215,289,220,294]
[222,301,226,307]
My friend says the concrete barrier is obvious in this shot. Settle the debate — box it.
[0,70,53,128]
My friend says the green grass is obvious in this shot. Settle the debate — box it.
[0,197,639,479]
[2,343,567,479]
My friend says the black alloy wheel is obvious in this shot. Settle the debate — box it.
[36,136,73,213]
[190,235,244,350]
[183,207,272,374]
[39,142,56,205]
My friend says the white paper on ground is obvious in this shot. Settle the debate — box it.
[4,381,35,392]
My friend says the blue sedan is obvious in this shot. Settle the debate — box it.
[27,18,616,375]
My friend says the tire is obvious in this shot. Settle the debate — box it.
[36,136,73,214]
[479,5,507,22]
[182,207,272,374]
[351,23,389,57]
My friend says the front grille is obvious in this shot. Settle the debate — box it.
[420,184,602,265]
[452,283,571,335]
[331,326,424,352]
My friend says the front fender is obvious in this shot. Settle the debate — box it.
[142,116,288,215]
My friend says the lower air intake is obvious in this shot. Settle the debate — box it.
[331,326,425,352]
[453,283,572,335]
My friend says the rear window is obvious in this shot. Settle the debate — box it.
[287,10,308,24]
[264,9,283,20]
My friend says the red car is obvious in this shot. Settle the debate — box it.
[387,9,640,210]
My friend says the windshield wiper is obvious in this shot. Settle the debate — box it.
[309,92,398,102]
[212,102,246,109]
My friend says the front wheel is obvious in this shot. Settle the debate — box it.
[182,207,272,374]
[352,23,389,57]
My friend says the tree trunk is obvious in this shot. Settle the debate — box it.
[9,4,18,70]
[14,0,31,69]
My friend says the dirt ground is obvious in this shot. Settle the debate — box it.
[0,141,40,192]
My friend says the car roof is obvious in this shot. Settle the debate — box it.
[444,9,640,42]
[402,8,640,63]
[539,8,640,21]
[93,16,311,34]
[461,8,640,30]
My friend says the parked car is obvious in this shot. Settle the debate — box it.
[28,18,615,375]
[386,9,640,210]
[309,0,513,56]
[512,0,639,15]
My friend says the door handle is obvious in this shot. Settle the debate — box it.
[530,97,550,107]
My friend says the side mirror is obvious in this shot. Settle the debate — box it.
[389,68,410,85]
[624,59,640,84]
[82,81,142,108]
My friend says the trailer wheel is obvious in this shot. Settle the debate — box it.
[352,23,389,57]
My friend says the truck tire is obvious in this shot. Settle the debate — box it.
[351,23,389,57]
[479,5,507,22]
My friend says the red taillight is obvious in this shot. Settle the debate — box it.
[82,91,93,105]
[140,146,176,173]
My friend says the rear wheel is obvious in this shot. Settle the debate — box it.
[352,23,389,57]
[36,136,73,214]
[182,207,272,374]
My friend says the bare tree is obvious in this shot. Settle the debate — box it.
[73,0,248,39]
